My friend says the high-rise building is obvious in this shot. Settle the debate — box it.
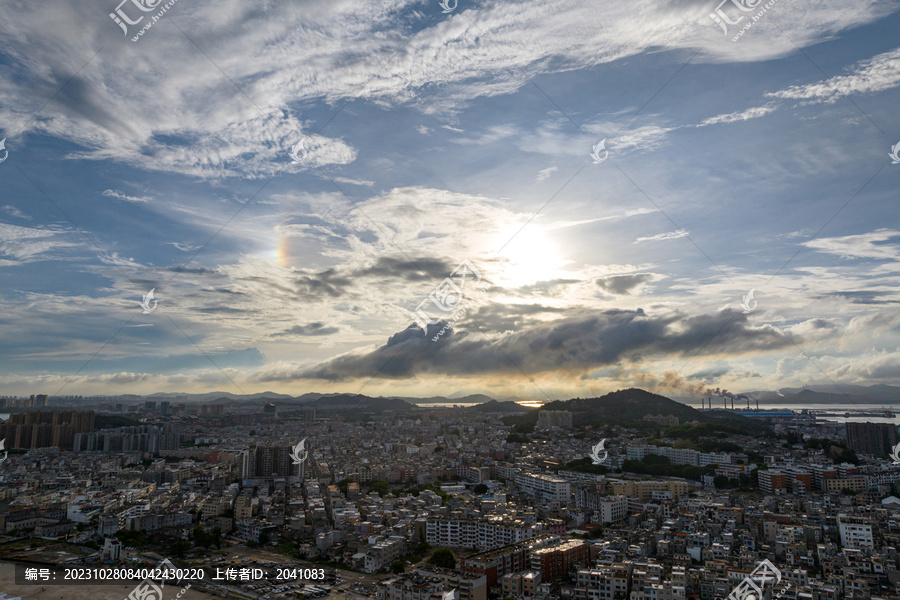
[72,422,181,453]
[303,407,316,422]
[846,422,897,456]
[241,444,303,480]
[0,410,94,449]
[537,411,572,429]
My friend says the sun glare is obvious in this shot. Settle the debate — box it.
[497,226,566,287]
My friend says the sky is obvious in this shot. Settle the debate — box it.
[0,0,899,401]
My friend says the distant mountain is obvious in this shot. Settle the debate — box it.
[301,394,412,412]
[746,384,900,405]
[466,400,530,414]
[145,391,297,402]
[113,391,501,405]
[530,388,755,428]
[401,394,496,405]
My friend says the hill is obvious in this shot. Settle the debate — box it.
[512,388,760,431]
[302,394,412,412]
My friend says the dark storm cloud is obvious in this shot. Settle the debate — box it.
[687,366,732,380]
[271,322,340,337]
[356,257,453,282]
[292,256,455,299]
[277,308,795,382]
[595,273,655,295]
[466,303,570,333]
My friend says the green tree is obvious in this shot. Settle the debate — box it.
[391,561,406,574]
[115,529,148,548]
[713,475,738,489]
[427,548,456,569]
[172,540,191,557]
[370,480,390,497]
[473,484,488,495]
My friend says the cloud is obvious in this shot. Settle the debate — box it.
[331,176,375,187]
[536,166,558,182]
[102,189,151,203]
[0,222,82,263]
[766,47,900,104]
[698,104,777,126]
[806,229,900,260]
[1,205,29,220]
[416,125,433,135]
[595,273,656,295]
[280,308,795,382]
[271,322,340,337]
[635,230,689,244]
[453,124,519,145]
[169,242,201,252]
[1,0,890,181]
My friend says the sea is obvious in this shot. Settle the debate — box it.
[412,402,898,424]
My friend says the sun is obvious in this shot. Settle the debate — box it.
[496,226,566,287]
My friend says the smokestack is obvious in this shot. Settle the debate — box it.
[756,400,759,410]
[747,397,750,410]
[724,398,727,410]
[731,398,734,410]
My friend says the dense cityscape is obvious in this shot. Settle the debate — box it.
[2,389,900,600]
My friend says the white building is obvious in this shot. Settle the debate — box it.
[514,472,571,502]
[838,515,874,550]
[598,496,628,524]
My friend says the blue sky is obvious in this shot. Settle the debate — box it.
[0,0,898,400]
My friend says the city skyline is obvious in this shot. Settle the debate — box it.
[1,0,899,400]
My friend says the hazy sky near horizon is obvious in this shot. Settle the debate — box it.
[1,0,899,400]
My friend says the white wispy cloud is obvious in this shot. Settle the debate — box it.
[766,47,900,104]
[332,176,375,187]
[536,166,557,182]
[102,189,151,203]
[635,229,689,244]
[0,0,891,179]
[698,104,777,126]
[1,205,29,219]
[0,222,82,262]
[806,229,900,260]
